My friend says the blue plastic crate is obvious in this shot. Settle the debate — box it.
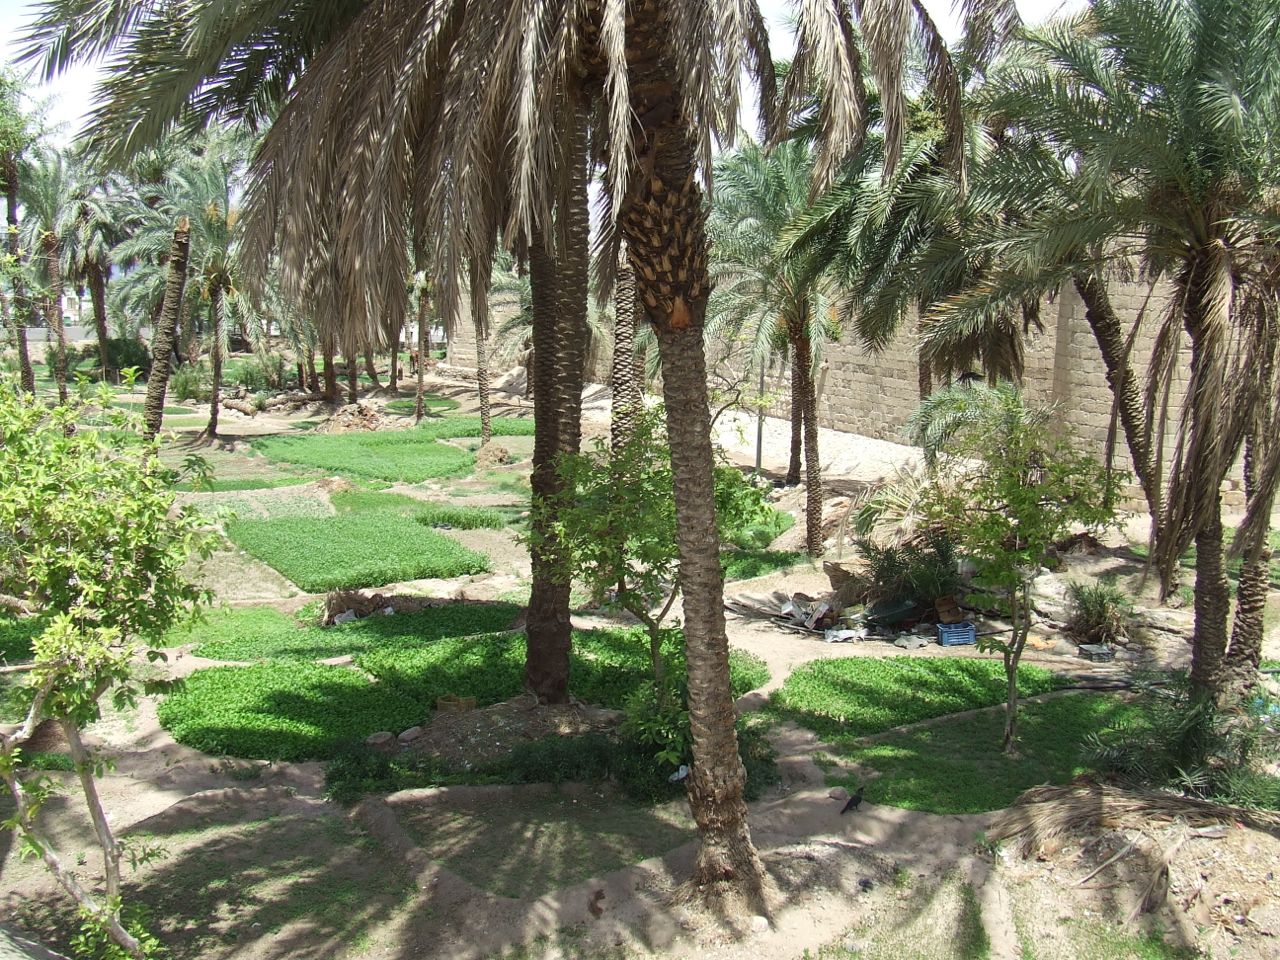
[937,621,977,646]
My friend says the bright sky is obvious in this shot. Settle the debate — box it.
[0,0,1086,143]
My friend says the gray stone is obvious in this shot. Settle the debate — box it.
[365,731,395,751]
[842,937,865,955]
[828,787,850,802]
[397,726,423,744]
[333,609,358,625]
[750,915,770,934]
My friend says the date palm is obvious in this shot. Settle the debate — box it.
[0,72,36,394]
[931,0,1280,701]
[18,147,76,402]
[709,138,836,556]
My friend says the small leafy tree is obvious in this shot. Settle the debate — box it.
[918,385,1119,753]
[0,382,210,957]
[533,406,774,761]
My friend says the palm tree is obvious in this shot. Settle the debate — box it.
[611,253,643,451]
[19,147,77,403]
[27,0,1015,908]
[141,218,192,439]
[0,73,36,394]
[709,138,835,556]
[934,0,1280,701]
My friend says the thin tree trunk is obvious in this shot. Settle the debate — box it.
[346,348,358,404]
[4,163,35,393]
[619,9,764,897]
[1189,500,1230,700]
[472,278,493,444]
[305,347,319,392]
[41,234,68,403]
[524,102,590,705]
[207,286,223,437]
[1224,432,1270,696]
[88,262,111,381]
[363,346,381,389]
[611,256,642,452]
[1074,273,1156,513]
[143,218,191,439]
[415,291,429,422]
[786,356,802,485]
[918,347,932,400]
[320,336,338,401]
[390,324,401,392]
[793,327,823,556]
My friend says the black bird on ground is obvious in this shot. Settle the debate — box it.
[841,786,865,815]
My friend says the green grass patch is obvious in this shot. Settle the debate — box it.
[0,615,44,663]
[224,512,490,591]
[168,602,521,661]
[330,488,510,528]
[174,475,316,493]
[161,627,769,761]
[722,548,805,581]
[157,661,426,761]
[384,395,460,415]
[106,400,193,415]
[252,415,535,483]
[1130,526,1280,587]
[769,656,1063,743]
[827,694,1142,814]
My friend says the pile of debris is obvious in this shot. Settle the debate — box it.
[316,403,392,433]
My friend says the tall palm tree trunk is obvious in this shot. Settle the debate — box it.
[321,336,338,402]
[87,262,112,381]
[611,257,641,452]
[415,291,429,422]
[143,219,191,439]
[524,102,590,705]
[207,286,223,437]
[793,326,823,556]
[1073,273,1156,513]
[472,285,493,444]
[5,169,35,394]
[1224,432,1271,695]
[786,356,802,485]
[363,346,381,389]
[305,346,319,392]
[390,324,401,392]
[41,234,68,403]
[619,4,764,900]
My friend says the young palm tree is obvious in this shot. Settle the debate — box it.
[18,147,77,402]
[0,73,36,394]
[709,138,836,556]
[934,0,1280,701]
[141,218,192,439]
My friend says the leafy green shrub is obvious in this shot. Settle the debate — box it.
[0,614,46,663]
[856,531,961,605]
[223,355,287,392]
[224,512,491,591]
[414,503,509,529]
[721,548,805,581]
[66,338,153,380]
[169,363,211,402]
[770,657,1063,743]
[1085,674,1280,808]
[157,662,426,760]
[1066,580,1133,645]
[167,601,520,661]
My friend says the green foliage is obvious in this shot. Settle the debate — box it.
[1084,675,1280,809]
[721,548,805,581]
[1065,580,1134,645]
[156,661,425,761]
[71,905,166,960]
[224,354,286,392]
[224,511,491,592]
[384,395,460,415]
[327,489,509,529]
[168,364,210,403]
[252,415,535,482]
[160,627,767,762]
[828,694,1144,814]
[769,657,1063,743]
[66,339,153,380]
[0,615,46,663]
[855,531,961,605]
[166,602,520,661]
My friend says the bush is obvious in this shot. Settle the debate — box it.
[1066,579,1133,645]
[1084,674,1280,808]
[169,363,211,402]
[225,355,288,392]
[66,338,152,379]
[855,531,961,605]
[224,512,491,591]
[722,548,805,581]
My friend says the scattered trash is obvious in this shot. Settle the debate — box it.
[938,621,978,646]
[1078,643,1115,663]
[333,609,358,625]
[894,634,931,651]
[824,628,868,643]
[668,764,690,783]
[935,594,964,624]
